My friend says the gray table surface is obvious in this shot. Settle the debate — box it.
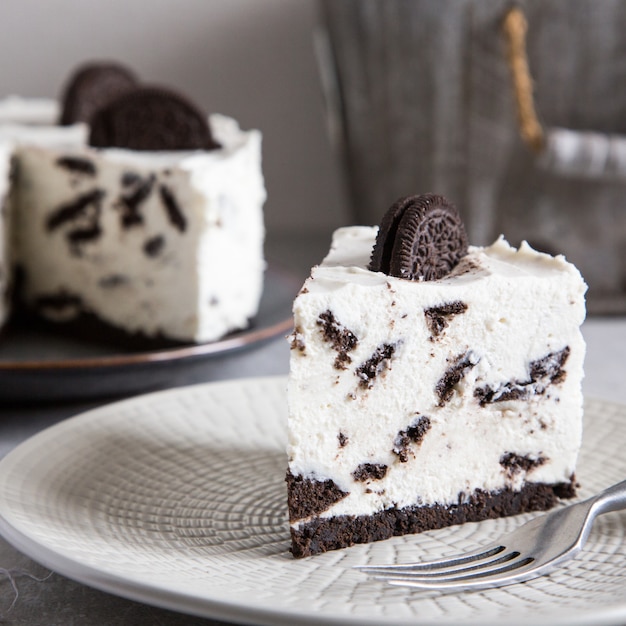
[0,261,625,625]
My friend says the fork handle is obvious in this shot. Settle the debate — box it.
[591,478,626,515]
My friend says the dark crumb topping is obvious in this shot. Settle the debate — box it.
[286,470,348,521]
[393,415,432,462]
[317,310,358,369]
[356,343,396,389]
[338,432,349,448]
[475,346,571,405]
[143,235,165,257]
[500,452,546,477]
[424,301,468,338]
[56,156,97,176]
[159,184,187,232]
[352,463,388,482]
[436,351,479,406]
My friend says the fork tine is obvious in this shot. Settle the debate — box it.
[369,550,524,580]
[384,556,538,591]
[356,544,505,573]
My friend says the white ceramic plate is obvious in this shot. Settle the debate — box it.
[0,376,625,626]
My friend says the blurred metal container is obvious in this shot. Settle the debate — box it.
[317,0,626,314]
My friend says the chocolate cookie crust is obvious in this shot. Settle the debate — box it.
[286,471,348,521]
[290,479,576,558]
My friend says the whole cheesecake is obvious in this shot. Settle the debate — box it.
[0,64,265,344]
[286,194,587,558]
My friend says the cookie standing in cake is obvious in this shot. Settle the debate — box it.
[286,194,586,558]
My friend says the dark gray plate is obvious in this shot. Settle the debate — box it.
[0,264,298,403]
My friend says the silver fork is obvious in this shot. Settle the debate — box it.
[356,479,626,591]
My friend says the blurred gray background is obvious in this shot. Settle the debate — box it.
[0,0,349,257]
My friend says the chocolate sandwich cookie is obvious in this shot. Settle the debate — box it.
[369,193,468,281]
[88,86,220,151]
[60,62,139,126]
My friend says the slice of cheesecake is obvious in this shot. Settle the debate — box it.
[286,194,586,558]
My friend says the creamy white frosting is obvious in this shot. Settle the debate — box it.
[287,226,587,525]
[0,96,59,125]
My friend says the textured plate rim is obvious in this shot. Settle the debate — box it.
[0,377,625,626]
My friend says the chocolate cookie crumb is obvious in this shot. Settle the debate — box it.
[352,463,388,482]
[68,223,102,245]
[317,310,358,369]
[338,432,349,448]
[447,257,484,278]
[286,470,348,521]
[46,189,106,231]
[56,156,97,176]
[500,452,546,477]
[393,415,432,462]
[119,174,155,228]
[356,343,396,389]
[121,171,141,187]
[289,327,306,352]
[143,235,165,257]
[475,384,526,405]
[476,346,570,405]
[530,347,570,385]
[424,301,468,338]
[99,274,128,288]
[159,184,187,232]
[436,351,479,405]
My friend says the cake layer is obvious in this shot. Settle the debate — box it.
[4,112,265,343]
[287,225,587,555]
